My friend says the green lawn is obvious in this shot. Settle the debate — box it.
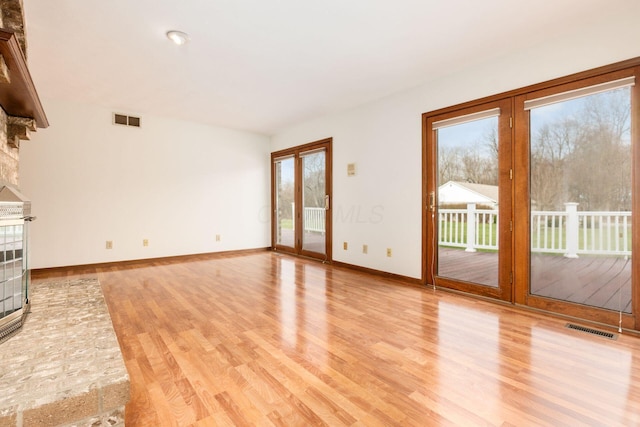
[280,218,293,229]
[439,221,497,246]
[439,221,632,252]
[533,225,632,252]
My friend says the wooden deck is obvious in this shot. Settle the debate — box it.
[438,247,632,312]
[438,248,499,287]
[277,229,326,254]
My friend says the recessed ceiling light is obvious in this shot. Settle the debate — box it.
[166,30,190,46]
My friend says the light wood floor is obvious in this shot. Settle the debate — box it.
[33,251,640,426]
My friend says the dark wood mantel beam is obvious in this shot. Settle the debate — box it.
[0,28,48,128]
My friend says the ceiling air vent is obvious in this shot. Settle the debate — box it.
[113,113,141,128]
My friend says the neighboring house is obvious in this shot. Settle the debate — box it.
[438,181,498,209]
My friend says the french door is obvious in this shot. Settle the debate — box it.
[425,99,513,301]
[271,138,332,261]
[514,70,638,329]
[424,62,640,331]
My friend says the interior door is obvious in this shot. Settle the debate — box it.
[271,139,332,261]
[425,100,513,300]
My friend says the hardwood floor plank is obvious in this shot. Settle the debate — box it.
[191,415,220,427]
[125,359,163,427]
[29,252,640,426]
[147,381,181,427]
[244,329,409,425]
[175,377,210,422]
[214,389,269,426]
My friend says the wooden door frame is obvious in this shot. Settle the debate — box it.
[513,69,639,330]
[423,99,513,301]
[271,138,333,262]
[422,58,640,331]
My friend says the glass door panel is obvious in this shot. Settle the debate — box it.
[301,149,327,255]
[274,156,295,249]
[426,100,512,301]
[271,138,332,261]
[436,115,500,287]
[529,86,632,312]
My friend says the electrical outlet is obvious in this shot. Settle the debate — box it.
[143,239,149,247]
[343,242,348,250]
[216,234,221,242]
[387,248,392,257]
[363,244,368,254]
[106,241,113,250]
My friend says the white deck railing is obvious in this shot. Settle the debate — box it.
[294,203,631,257]
[291,204,326,233]
[304,207,326,233]
[439,205,498,252]
[439,203,631,257]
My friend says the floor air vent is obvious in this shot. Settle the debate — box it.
[565,323,617,340]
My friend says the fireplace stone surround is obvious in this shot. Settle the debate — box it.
[0,0,48,340]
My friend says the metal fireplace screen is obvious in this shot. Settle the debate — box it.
[0,186,33,343]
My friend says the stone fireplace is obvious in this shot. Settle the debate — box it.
[0,0,47,342]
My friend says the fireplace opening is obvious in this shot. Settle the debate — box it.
[0,185,34,343]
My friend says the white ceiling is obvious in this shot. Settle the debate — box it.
[22,0,630,135]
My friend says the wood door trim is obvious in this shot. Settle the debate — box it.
[425,58,640,330]
[422,57,640,120]
[514,69,638,329]
[632,67,640,330]
[424,99,513,301]
[271,138,333,262]
[525,295,636,330]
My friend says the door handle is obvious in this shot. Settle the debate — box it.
[325,195,330,210]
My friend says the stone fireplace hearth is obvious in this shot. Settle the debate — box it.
[0,278,130,426]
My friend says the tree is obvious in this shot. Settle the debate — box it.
[438,123,498,186]
[303,152,326,208]
[276,163,294,220]
[567,90,631,211]
[530,116,579,210]
[530,88,631,212]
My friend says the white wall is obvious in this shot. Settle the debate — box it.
[20,7,640,274]
[20,98,271,269]
[271,8,640,279]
